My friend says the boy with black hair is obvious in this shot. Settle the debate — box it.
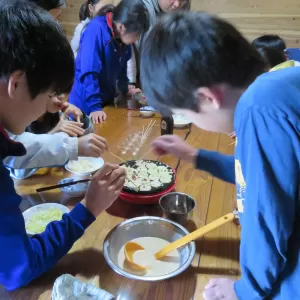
[0,0,125,290]
[255,47,286,69]
[252,34,287,52]
[252,34,300,69]
[141,12,300,300]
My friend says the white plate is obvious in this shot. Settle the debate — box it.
[65,156,104,176]
[23,203,70,236]
[173,114,191,128]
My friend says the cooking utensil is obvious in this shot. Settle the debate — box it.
[119,181,176,205]
[155,213,235,260]
[124,242,148,270]
[120,160,176,195]
[159,192,196,225]
[36,178,90,193]
[103,216,195,282]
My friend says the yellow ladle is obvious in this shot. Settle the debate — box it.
[124,213,235,266]
[155,213,235,260]
[124,242,148,270]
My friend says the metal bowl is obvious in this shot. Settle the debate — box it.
[103,216,196,281]
[159,192,196,226]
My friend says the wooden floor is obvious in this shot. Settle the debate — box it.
[0,107,240,300]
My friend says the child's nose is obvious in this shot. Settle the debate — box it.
[172,0,180,9]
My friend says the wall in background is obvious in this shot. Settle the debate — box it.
[60,0,300,47]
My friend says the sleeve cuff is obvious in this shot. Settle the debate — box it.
[69,203,96,229]
[195,149,216,170]
[64,137,78,161]
[234,279,263,300]
[88,102,103,113]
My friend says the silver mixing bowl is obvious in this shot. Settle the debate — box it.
[103,216,196,281]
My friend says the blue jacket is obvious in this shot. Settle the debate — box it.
[69,14,131,115]
[196,67,300,299]
[0,127,95,290]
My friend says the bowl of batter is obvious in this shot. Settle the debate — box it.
[103,216,196,281]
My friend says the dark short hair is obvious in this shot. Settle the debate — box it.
[141,12,266,112]
[96,0,148,35]
[256,47,286,69]
[0,0,74,98]
[252,35,286,52]
[29,0,65,11]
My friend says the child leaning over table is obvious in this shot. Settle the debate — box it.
[141,12,300,300]
[68,0,145,124]
[0,0,125,290]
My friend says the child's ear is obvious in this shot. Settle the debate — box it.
[116,23,126,34]
[194,87,222,111]
[7,71,24,99]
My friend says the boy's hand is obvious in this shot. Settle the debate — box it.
[49,116,84,137]
[127,88,142,97]
[62,103,83,122]
[152,135,197,163]
[203,278,238,300]
[90,111,107,124]
[78,133,108,157]
[81,164,126,217]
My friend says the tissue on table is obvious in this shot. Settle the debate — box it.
[52,274,114,300]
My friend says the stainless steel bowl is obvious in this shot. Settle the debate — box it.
[103,216,196,281]
[159,192,196,226]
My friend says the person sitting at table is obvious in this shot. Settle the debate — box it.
[252,34,300,67]
[68,0,144,124]
[71,0,111,58]
[70,0,137,85]
[141,11,300,300]
[4,105,108,180]
[0,0,125,291]
[3,0,108,180]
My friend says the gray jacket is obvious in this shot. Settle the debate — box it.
[4,114,93,179]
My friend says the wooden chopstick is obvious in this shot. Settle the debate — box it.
[109,151,126,163]
[36,179,91,193]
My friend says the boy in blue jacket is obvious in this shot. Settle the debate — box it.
[0,0,125,290]
[141,12,300,300]
[69,0,146,124]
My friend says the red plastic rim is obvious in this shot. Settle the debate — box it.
[119,181,177,205]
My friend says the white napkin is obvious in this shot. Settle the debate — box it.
[52,274,114,300]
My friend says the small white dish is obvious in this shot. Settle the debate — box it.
[173,114,191,128]
[59,177,89,198]
[23,203,70,236]
[65,156,104,176]
[140,110,155,118]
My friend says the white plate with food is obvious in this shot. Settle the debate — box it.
[65,156,104,176]
[23,203,70,236]
[173,114,191,128]
[120,160,176,194]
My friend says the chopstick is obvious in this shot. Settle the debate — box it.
[109,151,126,163]
[36,179,91,193]
[139,149,152,160]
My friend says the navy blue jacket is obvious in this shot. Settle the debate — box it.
[0,127,95,290]
[69,13,131,114]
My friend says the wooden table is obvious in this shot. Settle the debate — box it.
[0,107,240,300]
